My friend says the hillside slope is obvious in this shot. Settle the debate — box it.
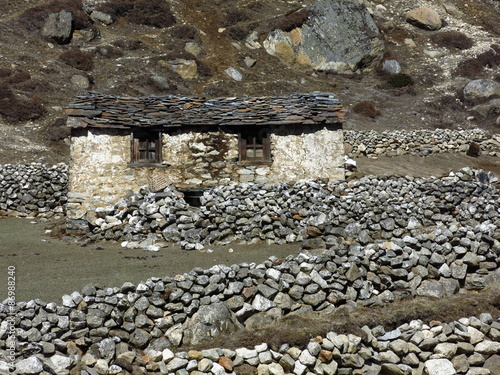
[0,0,499,165]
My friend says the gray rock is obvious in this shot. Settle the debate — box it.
[182,302,243,345]
[264,0,384,73]
[16,357,44,374]
[42,10,73,44]
[424,358,456,375]
[463,80,500,101]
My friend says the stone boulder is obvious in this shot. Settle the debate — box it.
[406,7,442,30]
[42,10,73,44]
[463,79,500,101]
[182,302,243,345]
[263,0,384,73]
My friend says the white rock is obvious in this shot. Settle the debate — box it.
[424,358,456,375]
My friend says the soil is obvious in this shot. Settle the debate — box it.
[0,217,301,304]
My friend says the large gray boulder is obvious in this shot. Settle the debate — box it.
[463,79,500,101]
[41,10,73,44]
[263,0,384,73]
[182,302,243,345]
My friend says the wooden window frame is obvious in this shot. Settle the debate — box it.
[238,128,271,164]
[130,130,162,166]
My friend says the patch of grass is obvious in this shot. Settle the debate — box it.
[179,288,500,352]
[453,44,500,78]
[387,73,414,88]
[171,25,199,40]
[4,71,31,85]
[225,26,248,41]
[18,0,90,31]
[97,0,176,28]
[220,9,250,27]
[352,101,381,118]
[59,49,94,71]
[430,31,473,50]
[0,94,46,123]
[0,68,12,79]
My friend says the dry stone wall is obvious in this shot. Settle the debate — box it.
[1,238,499,374]
[0,163,67,218]
[81,168,499,254]
[344,129,500,158]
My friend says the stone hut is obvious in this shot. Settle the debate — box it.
[66,92,345,219]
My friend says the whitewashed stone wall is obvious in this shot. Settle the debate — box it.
[67,125,344,219]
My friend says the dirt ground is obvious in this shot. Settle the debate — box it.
[0,217,302,304]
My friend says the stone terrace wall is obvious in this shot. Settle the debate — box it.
[344,129,500,158]
[0,163,68,218]
[1,242,499,374]
[82,168,499,252]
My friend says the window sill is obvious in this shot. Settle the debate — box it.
[237,160,272,166]
[128,163,170,168]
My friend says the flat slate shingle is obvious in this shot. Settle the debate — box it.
[66,92,345,129]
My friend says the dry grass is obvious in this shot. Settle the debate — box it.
[180,288,500,352]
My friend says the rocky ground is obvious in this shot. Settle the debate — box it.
[0,0,499,165]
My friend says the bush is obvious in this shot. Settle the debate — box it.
[171,25,199,40]
[274,8,311,32]
[0,95,46,123]
[0,85,13,100]
[0,68,12,79]
[431,31,473,50]
[5,71,31,85]
[19,0,90,31]
[59,49,94,71]
[387,73,414,88]
[98,0,175,28]
[352,101,380,118]
[225,26,247,41]
[453,45,500,78]
[220,9,249,27]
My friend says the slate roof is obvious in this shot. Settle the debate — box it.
[66,92,345,129]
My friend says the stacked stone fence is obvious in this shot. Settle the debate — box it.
[1,234,499,374]
[81,168,499,253]
[0,163,68,218]
[344,129,500,158]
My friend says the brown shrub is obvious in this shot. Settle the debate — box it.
[171,25,199,40]
[274,8,311,32]
[430,31,473,50]
[387,73,414,88]
[466,142,481,157]
[220,9,249,27]
[0,68,12,79]
[112,39,145,51]
[0,95,46,123]
[19,0,90,31]
[59,49,94,71]
[225,26,247,41]
[454,45,500,78]
[98,0,175,28]
[0,85,13,100]
[352,101,381,118]
[5,71,31,85]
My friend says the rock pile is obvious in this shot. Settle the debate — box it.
[1,244,499,374]
[82,168,499,254]
[0,163,68,218]
[344,129,500,158]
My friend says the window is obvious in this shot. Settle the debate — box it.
[131,131,162,164]
[239,128,271,163]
